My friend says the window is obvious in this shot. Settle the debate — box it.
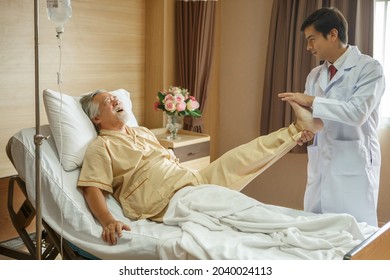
[374,0,390,126]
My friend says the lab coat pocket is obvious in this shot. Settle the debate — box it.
[329,139,368,175]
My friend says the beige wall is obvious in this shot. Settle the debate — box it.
[219,0,271,152]
[217,0,309,212]
[378,129,390,224]
[144,0,177,129]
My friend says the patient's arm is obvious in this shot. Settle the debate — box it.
[82,186,131,245]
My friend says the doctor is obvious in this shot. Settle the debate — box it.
[278,7,385,226]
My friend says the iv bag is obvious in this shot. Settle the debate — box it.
[47,0,72,34]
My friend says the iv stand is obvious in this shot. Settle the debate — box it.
[34,0,46,260]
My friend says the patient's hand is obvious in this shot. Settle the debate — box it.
[82,186,131,245]
[102,220,131,245]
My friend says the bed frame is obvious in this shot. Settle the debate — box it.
[0,176,88,260]
[0,138,88,260]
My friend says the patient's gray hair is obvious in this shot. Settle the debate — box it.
[80,89,106,132]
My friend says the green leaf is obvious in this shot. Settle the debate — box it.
[157,92,165,102]
[189,110,202,118]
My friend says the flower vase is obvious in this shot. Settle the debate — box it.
[166,113,182,140]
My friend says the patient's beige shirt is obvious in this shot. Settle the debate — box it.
[78,126,204,220]
[78,124,301,222]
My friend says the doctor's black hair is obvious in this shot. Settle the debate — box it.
[300,7,348,44]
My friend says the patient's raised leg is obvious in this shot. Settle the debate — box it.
[289,101,323,133]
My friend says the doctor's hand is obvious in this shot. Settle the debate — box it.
[278,92,315,107]
[102,220,131,245]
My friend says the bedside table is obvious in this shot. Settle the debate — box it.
[151,128,210,170]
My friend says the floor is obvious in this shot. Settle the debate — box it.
[0,236,30,260]
[0,234,61,260]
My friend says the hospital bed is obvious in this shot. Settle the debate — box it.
[1,89,390,260]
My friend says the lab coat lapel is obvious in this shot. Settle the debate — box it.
[318,64,329,92]
[324,47,360,91]
[330,46,360,86]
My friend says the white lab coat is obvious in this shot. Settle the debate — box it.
[304,46,385,227]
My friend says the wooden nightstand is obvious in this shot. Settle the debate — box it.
[151,128,210,170]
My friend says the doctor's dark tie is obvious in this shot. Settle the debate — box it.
[329,64,337,80]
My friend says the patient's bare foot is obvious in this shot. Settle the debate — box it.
[290,101,323,133]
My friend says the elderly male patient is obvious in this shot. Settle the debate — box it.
[78,90,323,245]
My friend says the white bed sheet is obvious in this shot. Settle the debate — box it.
[8,125,378,260]
[163,185,377,260]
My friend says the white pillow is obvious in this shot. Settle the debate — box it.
[43,88,138,171]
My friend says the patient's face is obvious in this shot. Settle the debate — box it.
[92,92,129,131]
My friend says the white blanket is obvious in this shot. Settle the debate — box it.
[161,185,373,260]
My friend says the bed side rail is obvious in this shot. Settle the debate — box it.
[344,222,390,260]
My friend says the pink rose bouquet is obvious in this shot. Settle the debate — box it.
[154,86,202,117]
